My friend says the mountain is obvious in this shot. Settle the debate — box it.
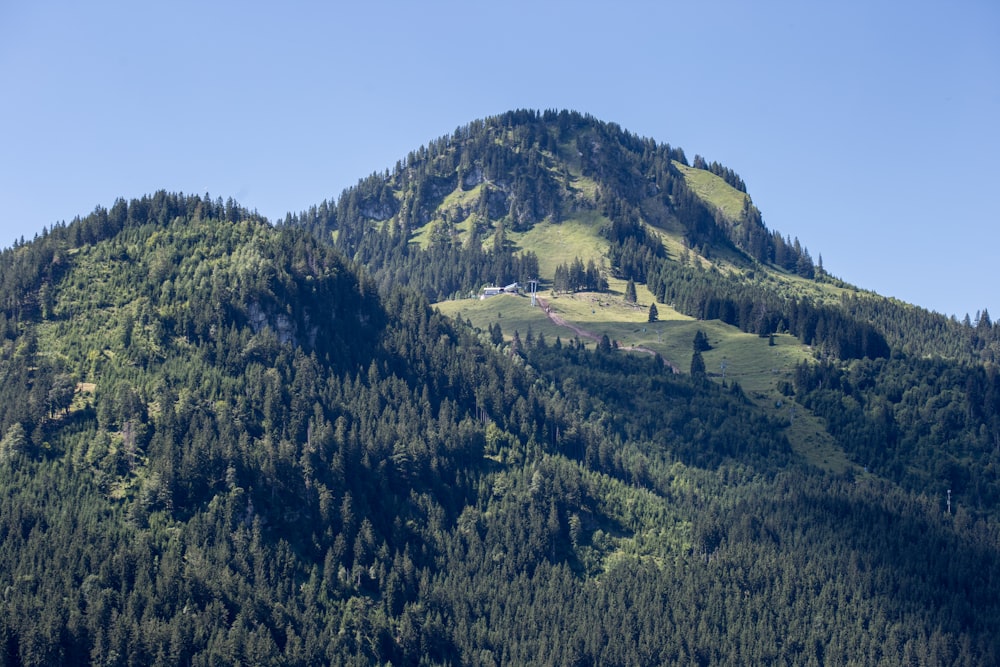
[0,113,997,665]
[292,108,1000,509]
[293,109,998,362]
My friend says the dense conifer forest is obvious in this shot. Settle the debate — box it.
[0,112,999,665]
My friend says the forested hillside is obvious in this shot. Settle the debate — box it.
[0,112,998,665]
[288,109,1000,514]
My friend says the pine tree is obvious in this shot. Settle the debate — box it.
[648,303,658,323]
[978,308,992,330]
[690,350,706,376]
[554,264,570,293]
[625,278,637,304]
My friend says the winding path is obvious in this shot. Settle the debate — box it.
[535,296,680,373]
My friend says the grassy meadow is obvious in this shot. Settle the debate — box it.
[435,282,853,473]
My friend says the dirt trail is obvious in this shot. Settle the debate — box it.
[535,296,680,373]
[535,296,598,342]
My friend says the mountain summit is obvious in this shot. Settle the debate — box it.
[293,109,817,296]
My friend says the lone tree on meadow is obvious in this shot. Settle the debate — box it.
[625,278,637,304]
[690,350,706,377]
[648,303,658,323]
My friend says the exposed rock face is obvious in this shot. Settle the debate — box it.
[482,185,509,219]
[360,201,395,221]
[248,301,298,346]
[462,166,484,188]
[425,177,455,200]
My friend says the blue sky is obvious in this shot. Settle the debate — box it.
[2,1,997,319]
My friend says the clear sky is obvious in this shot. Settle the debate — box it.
[2,1,997,319]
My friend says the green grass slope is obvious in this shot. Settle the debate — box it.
[436,279,851,473]
[426,158,856,471]
[673,161,749,222]
[510,212,610,276]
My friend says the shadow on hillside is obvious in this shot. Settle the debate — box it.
[695,476,1000,655]
[526,341,793,476]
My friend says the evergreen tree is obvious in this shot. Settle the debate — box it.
[625,278,637,304]
[554,264,570,293]
[648,303,658,323]
[978,308,992,330]
[690,350,706,376]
